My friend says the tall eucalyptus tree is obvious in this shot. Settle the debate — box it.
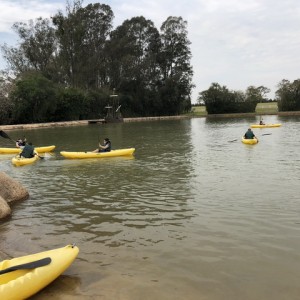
[52,0,114,88]
[107,16,161,115]
[1,17,56,76]
[159,16,193,114]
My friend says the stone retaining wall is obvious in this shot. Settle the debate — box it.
[0,120,89,131]
[0,116,192,130]
[0,111,299,131]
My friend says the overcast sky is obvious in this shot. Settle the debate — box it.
[0,0,299,102]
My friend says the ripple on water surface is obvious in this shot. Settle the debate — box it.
[1,117,300,299]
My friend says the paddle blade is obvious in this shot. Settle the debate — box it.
[0,130,15,142]
[0,257,51,275]
[0,130,10,139]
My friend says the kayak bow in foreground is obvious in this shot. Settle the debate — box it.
[0,244,79,300]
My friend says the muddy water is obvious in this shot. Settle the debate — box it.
[0,115,299,299]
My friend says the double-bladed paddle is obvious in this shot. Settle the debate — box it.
[0,257,51,275]
[228,133,272,142]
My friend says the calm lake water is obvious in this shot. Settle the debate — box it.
[0,115,300,300]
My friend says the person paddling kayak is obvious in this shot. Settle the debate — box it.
[16,137,27,148]
[20,142,37,158]
[244,128,257,139]
[92,138,111,153]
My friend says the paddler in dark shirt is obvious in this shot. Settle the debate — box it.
[92,138,111,153]
[244,128,256,139]
[20,142,36,158]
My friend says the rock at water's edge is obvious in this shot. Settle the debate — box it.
[0,195,11,219]
[0,172,29,204]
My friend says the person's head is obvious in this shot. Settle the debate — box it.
[28,142,32,146]
[104,138,110,143]
[248,128,252,131]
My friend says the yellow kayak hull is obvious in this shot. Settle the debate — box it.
[242,138,258,144]
[0,145,56,154]
[12,155,39,166]
[250,124,281,128]
[60,148,135,159]
[0,244,79,300]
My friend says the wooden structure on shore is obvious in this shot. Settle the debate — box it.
[104,92,123,123]
[88,119,106,124]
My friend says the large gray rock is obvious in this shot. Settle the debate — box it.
[0,195,11,219]
[0,172,29,203]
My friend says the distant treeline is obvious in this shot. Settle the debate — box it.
[0,0,193,125]
[197,80,300,114]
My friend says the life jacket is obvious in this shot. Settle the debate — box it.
[104,141,111,152]
[20,144,35,158]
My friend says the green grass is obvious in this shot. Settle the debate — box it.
[255,102,278,113]
[189,102,278,116]
[189,106,207,116]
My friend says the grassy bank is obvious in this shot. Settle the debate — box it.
[189,106,208,116]
[255,102,278,114]
[189,102,279,117]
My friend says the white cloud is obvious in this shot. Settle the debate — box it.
[1,0,300,101]
[0,0,64,32]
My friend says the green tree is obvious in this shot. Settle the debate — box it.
[158,16,193,114]
[52,0,114,89]
[199,83,258,114]
[276,79,300,111]
[10,71,57,124]
[84,89,109,119]
[0,1,196,121]
[107,16,161,115]
[0,71,15,124]
[199,83,232,114]
[245,85,270,103]
[54,87,86,121]
[1,18,56,76]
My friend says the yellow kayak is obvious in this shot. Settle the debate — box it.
[0,145,56,154]
[60,148,135,159]
[0,244,79,300]
[12,155,39,166]
[242,137,258,145]
[250,123,281,128]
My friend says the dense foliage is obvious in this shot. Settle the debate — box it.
[198,83,269,114]
[276,79,300,111]
[0,71,14,124]
[0,0,193,124]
